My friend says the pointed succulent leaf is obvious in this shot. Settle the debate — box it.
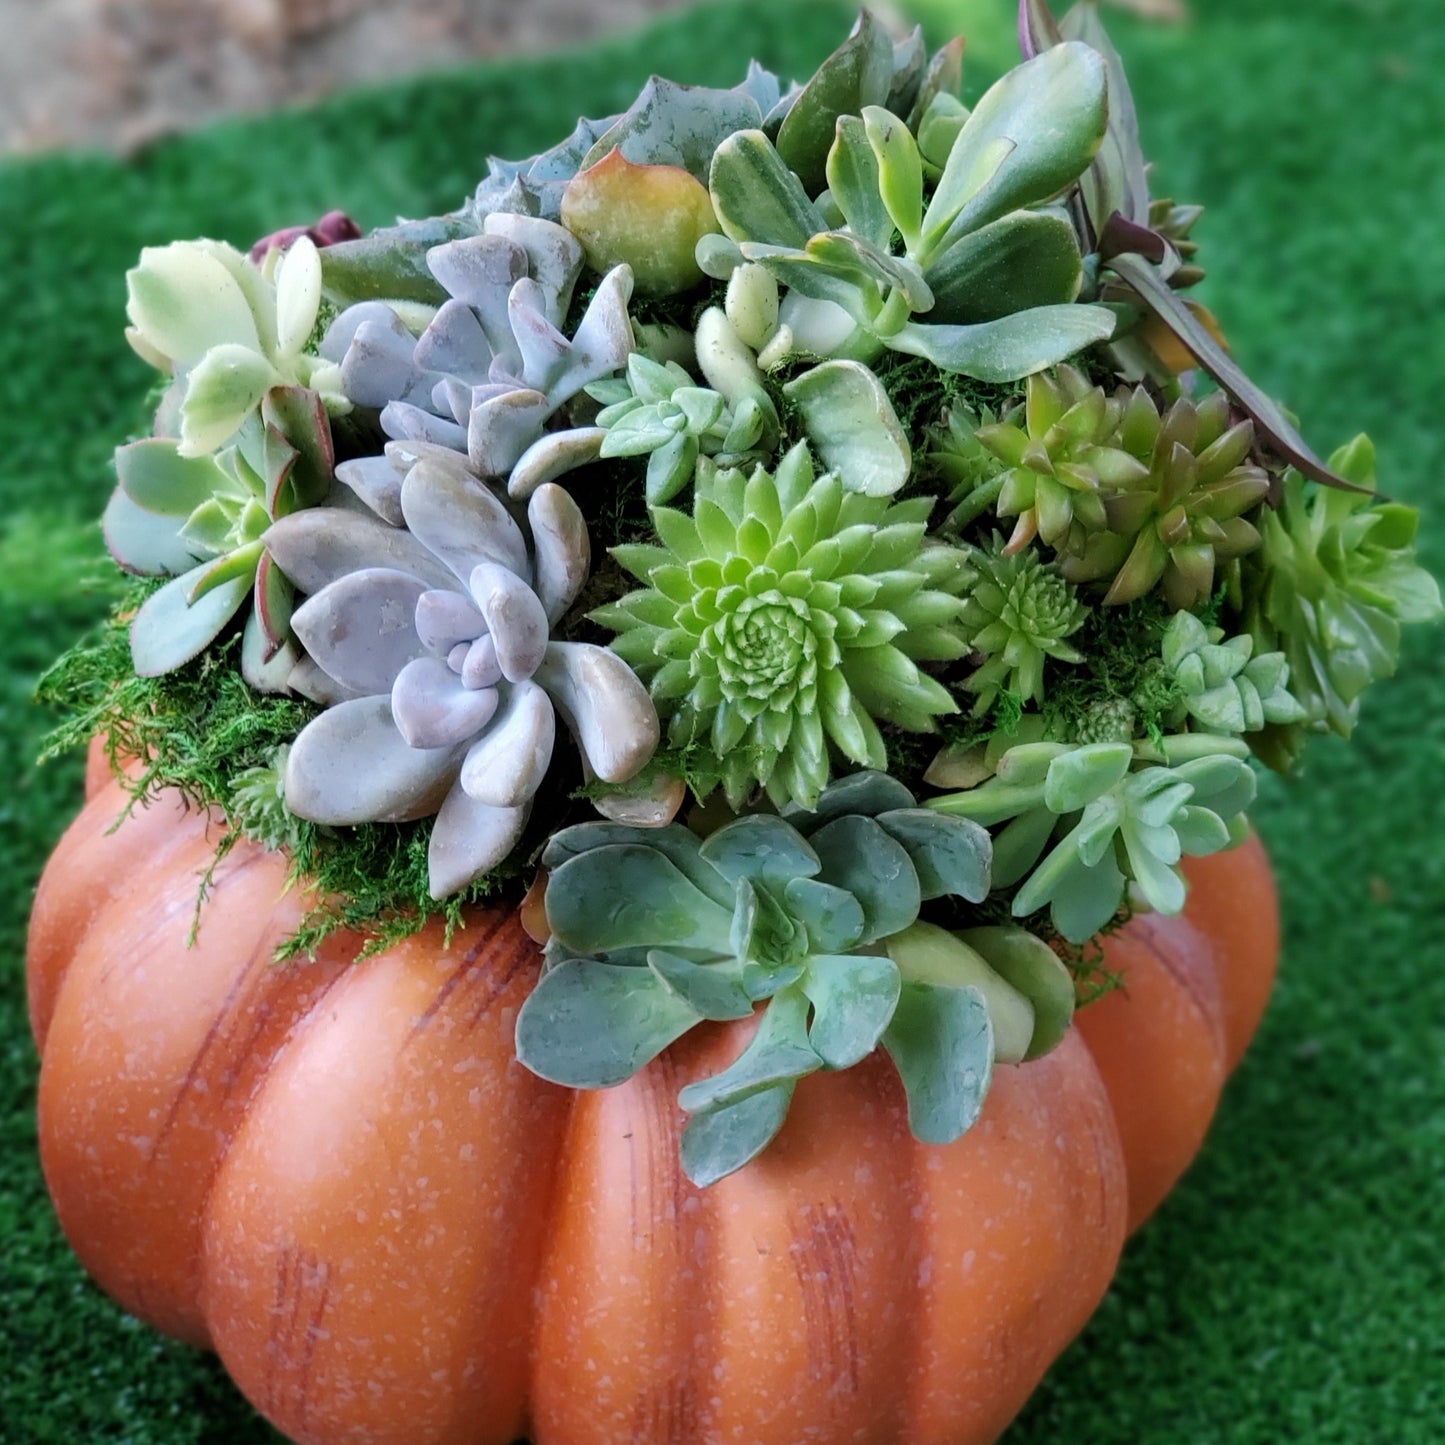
[924,43,1107,251]
[115,438,228,516]
[517,960,702,1088]
[802,952,901,1069]
[1043,743,1133,814]
[130,563,250,675]
[265,506,456,595]
[957,924,1073,1060]
[826,115,892,251]
[126,241,262,370]
[883,980,994,1144]
[709,130,824,249]
[775,9,895,195]
[863,106,924,249]
[319,216,476,307]
[103,489,198,575]
[180,344,281,457]
[889,305,1115,382]
[579,76,762,180]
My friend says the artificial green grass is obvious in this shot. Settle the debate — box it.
[1,0,1441,1440]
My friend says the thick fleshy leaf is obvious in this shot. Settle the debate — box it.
[799,769,916,826]
[129,563,249,674]
[275,236,322,356]
[775,9,895,195]
[923,43,1108,250]
[391,657,500,750]
[527,482,592,623]
[699,814,821,886]
[402,455,531,583]
[114,438,227,516]
[925,211,1084,324]
[507,427,606,502]
[783,877,865,954]
[802,951,901,1069]
[291,568,429,696]
[469,562,549,682]
[544,821,733,907]
[808,814,920,943]
[266,508,456,594]
[126,242,261,369]
[579,76,762,180]
[240,606,298,694]
[649,950,755,1021]
[534,641,660,783]
[319,216,477,306]
[677,986,819,1114]
[889,304,1116,383]
[427,781,528,897]
[1106,254,1362,493]
[709,129,824,249]
[875,808,992,902]
[680,1081,794,1188]
[516,961,701,1088]
[261,386,334,507]
[826,116,891,251]
[863,106,924,249]
[457,678,555,806]
[561,149,718,297]
[334,456,405,526]
[102,488,198,576]
[285,695,462,824]
[1044,743,1134,813]
[783,360,911,497]
[547,843,734,954]
[958,924,1073,1060]
[179,344,279,456]
[882,980,994,1144]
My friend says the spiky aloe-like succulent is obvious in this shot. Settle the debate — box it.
[1085,387,1270,608]
[925,403,1009,533]
[585,353,769,504]
[1244,435,1441,743]
[125,237,348,458]
[931,735,1255,942]
[972,366,1145,557]
[265,448,659,897]
[960,539,1087,713]
[326,214,633,484]
[516,771,1076,1184]
[594,443,971,809]
[1162,611,1305,736]
[105,386,333,690]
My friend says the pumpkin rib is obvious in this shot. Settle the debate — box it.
[27,782,207,1046]
[200,913,572,1445]
[37,834,350,1346]
[1075,908,1227,1234]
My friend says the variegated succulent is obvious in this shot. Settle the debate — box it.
[266,447,659,897]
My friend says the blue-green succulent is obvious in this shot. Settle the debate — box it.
[516,772,1074,1184]
[1162,611,1305,736]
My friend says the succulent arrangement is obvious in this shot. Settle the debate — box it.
[43,1,1438,1188]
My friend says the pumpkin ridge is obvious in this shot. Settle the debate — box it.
[406,907,520,1037]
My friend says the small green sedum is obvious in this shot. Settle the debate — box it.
[594,442,971,809]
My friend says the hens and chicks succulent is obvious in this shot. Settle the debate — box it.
[86,1,1437,1184]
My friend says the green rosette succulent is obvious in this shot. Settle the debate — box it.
[1161,611,1305,736]
[1244,435,1441,747]
[586,353,768,505]
[925,403,1009,534]
[515,771,1076,1184]
[972,365,1145,558]
[930,734,1256,942]
[960,539,1087,713]
[594,443,971,809]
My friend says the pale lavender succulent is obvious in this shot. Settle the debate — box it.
[266,446,659,897]
[323,213,635,484]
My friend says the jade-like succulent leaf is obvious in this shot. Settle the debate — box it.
[319,216,477,307]
[958,924,1074,1061]
[775,9,895,195]
[699,813,822,886]
[889,304,1115,382]
[826,115,892,251]
[130,563,250,675]
[924,210,1084,325]
[883,981,994,1144]
[516,961,702,1088]
[802,952,901,1069]
[709,129,824,250]
[923,42,1108,251]
[874,809,992,903]
[782,877,866,954]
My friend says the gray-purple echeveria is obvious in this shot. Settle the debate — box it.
[322,213,634,483]
[266,446,660,898]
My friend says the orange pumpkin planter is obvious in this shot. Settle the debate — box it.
[28,766,1277,1445]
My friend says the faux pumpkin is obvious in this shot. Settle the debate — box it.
[28,758,1277,1445]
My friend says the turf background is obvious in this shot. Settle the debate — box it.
[1,0,1440,1440]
